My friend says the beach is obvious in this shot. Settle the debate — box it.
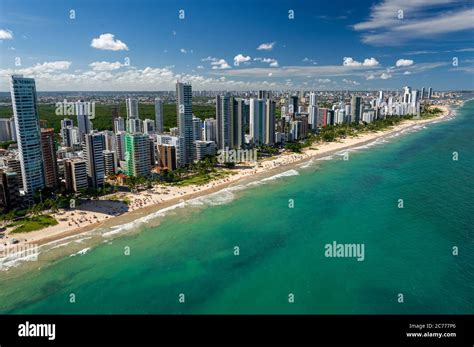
[0,105,454,254]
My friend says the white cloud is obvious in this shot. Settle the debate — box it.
[89,61,125,71]
[257,42,276,50]
[255,57,279,67]
[90,33,129,51]
[403,71,412,75]
[343,57,379,67]
[211,59,231,70]
[0,29,13,40]
[201,56,217,62]
[196,65,204,69]
[366,74,375,80]
[234,54,251,66]
[318,78,331,83]
[342,79,360,85]
[380,72,392,79]
[396,59,414,67]
[354,1,474,45]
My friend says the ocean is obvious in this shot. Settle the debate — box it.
[0,101,472,314]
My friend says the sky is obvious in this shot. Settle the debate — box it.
[0,0,473,91]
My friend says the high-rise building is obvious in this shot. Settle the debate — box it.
[258,90,272,99]
[289,95,299,115]
[60,118,74,146]
[6,157,23,190]
[124,133,151,177]
[157,144,177,172]
[154,98,164,134]
[111,104,119,129]
[250,99,266,145]
[127,118,142,134]
[83,132,105,188]
[233,98,247,149]
[216,95,231,150]
[40,128,59,189]
[0,118,14,142]
[265,99,275,145]
[428,87,433,100]
[64,158,88,192]
[176,82,193,166]
[0,170,21,210]
[194,140,217,161]
[350,96,362,123]
[115,131,126,161]
[203,118,217,142]
[192,116,203,141]
[76,101,92,139]
[308,92,318,129]
[420,87,425,100]
[126,98,139,119]
[103,150,117,176]
[10,75,45,197]
[114,116,125,132]
[143,119,155,135]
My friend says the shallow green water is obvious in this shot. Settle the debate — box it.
[0,101,472,314]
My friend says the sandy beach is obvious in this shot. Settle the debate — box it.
[0,105,454,254]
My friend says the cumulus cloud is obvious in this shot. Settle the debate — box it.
[396,59,414,67]
[343,57,379,67]
[254,57,279,67]
[318,78,331,83]
[89,61,125,71]
[366,74,375,80]
[91,33,129,51]
[180,48,187,54]
[380,72,392,79]
[257,42,276,50]
[234,54,251,66]
[211,59,231,70]
[0,29,13,40]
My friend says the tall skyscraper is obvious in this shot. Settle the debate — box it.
[250,99,266,145]
[265,99,275,145]
[125,133,151,177]
[289,95,299,115]
[76,101,92,139]
[40,128,59,189]
[60,118,74,146]
[154,98,164,134]
[176,82,193,166]
[233,98,247,149]
[83,132,105,188]
[203,118,217,142]
[192,116,203,141]
[308,92,318,129]
[10,75,45,197]
[428,87,433,100]
[350,96,362,123]
[420,87,425,100]
[126,98,139,119]
[216,95,231,150]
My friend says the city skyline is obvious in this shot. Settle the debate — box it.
[0,0,473,91]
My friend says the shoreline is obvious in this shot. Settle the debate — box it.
[0,105,455,256]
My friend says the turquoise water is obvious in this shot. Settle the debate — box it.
[0,101,473,314]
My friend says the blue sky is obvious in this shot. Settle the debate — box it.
[0,0,473,91]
